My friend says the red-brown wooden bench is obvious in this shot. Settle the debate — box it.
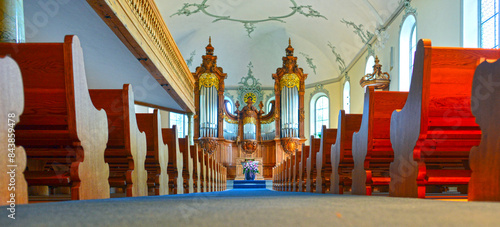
[2,35,110,200]
[136,109,169,195]
[306,136,321,192]
[331,110,362,194]
[179,137,194,193]
[351,86,408,195]
[89,84,148,197]
[468,59,500,201]
[315,126,338,193]
[162,126,184,194]
[298,145,310,192]
[291,150,302,192]
[389,39,500,198]
[190,145,201,193]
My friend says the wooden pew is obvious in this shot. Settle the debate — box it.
[287,154,294,191]
[292,150,302,192]
[331,110,362,194]
[190,145,201,193]
[389,39,500,198]
[205,154,212,192]
[351,87,408,195]
[136,109,169,195]
[306,136,321,192]
[298,145,310,192]
[315,126,338,193]
[199,149,207,192]
[2,35,110,200]
[468,59,500,201]
[179,137,194,193]
[0,56,28,205]
[90,84,148,197]
[162,126,184,194]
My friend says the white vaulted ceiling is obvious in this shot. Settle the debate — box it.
[156,0,401,87]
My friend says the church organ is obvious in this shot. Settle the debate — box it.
[194,38,308,179]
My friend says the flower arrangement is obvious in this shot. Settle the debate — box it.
[243,161,259,174]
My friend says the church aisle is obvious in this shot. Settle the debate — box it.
[2,189,500,226]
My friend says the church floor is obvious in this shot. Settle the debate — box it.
[2,189,500,226]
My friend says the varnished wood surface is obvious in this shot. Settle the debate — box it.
[178,137,193,193]
[389,39,500,198]
[1,36,110,200]
[330,110,362,194]
[90,84,148,197]
[136,109,169,195]
[162,126,184,194]
[351,87,408,195]
[315,126,338,193]
[306,136,321,192]
[468,59,500,201]
[0,56,28,205]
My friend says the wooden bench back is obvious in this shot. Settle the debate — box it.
[0,43,70,131]
[136,113,157,155]
[468,59,500,201]
[89,89,127,148]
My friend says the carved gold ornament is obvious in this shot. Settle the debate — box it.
[199,137,218,155]
[224,115,238,124]
[243,117,256,125]
[199,73,219,90]
[244,92,257,103]
[242,140,258,155]
[281,138,300,155]
[280,73,300,90]
[261,117,275,124]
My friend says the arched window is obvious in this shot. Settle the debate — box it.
[480,0,499,48]
[399,15,416,92]
[224,96,234,114]
[365,55,375,75]
[310,93,329,138]
[170,112,188,139]
[266,97,275,114]
[343,81,350,114]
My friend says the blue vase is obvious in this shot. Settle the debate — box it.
[245,171,255,180]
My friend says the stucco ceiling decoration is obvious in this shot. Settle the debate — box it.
[157,0,402,87]
[170,0,327,37]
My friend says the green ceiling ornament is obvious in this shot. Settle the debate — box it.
[171,0,327,37]
[186,50,196,68]
[237,62,264,106]
[327,42,346,74]
[299,52,317,75]
[341,19,376,55]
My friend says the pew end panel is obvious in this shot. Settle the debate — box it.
[0,56,28,205]
[389,39,500,198]
[468,59,500,201]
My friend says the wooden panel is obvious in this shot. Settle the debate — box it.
[162,126,184,194]
[0,56,28,206]
[179,137,193,193]
[90,84,148,197]
[0,36,111,200]
[331,110,362,194]
[136,109,169,195]
[306,136,321,192]
[389,39,500,198]
[468,59,500,201]
[315,126,338,193]
[352,87,408,195]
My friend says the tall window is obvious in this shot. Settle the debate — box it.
[480,0,500,48]
[365,56,375,75]
[266,97,275,114]
[399,15,416,92]
[170,112,188,139]
[343,81,350,114]
[314,96,329,137]
[224,96,234,114]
